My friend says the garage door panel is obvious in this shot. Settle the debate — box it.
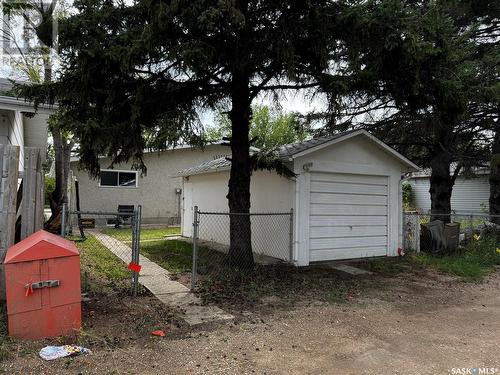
[310,236,387,250]
[310,247,387,262]
[311,172,388,186]
[311,181,387,195]
[309,172,388,261]
[310,192,387,206]
[310,215,384,227]
[310,225,387,238]
[310,204,387,216]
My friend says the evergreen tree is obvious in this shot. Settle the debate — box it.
[21,0,340,267]
[318,0,499,221]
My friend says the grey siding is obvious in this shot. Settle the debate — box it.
[71,145,229,223]
[408,175,490,214]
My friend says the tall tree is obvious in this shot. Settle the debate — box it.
[207,105,311,150]
[318,0,499,222]
[21,0,341,267]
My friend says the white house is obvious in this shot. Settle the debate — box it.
[70,143,238,224]
[406,168,490,214]
[178,129,419,266]
[0,95,53,169]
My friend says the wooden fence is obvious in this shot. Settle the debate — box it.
[0,145,44,297]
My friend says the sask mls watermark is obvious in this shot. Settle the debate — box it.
[450,367,499,375]
[0,0,58,68]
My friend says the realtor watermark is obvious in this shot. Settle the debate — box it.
[450,367,499,375]
[0,0,58,68]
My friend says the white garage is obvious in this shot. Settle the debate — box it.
[177,130,419,266]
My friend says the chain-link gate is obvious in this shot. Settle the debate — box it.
[191,206,294,289]
[61,204,142,295]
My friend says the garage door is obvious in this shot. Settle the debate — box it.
[309,172,388,262]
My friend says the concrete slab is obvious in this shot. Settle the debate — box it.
[329,264,373,276]
[90,231,233,326]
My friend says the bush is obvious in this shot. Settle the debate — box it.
[414,234,500,281]
[44,176,55,207]
[402,183,413,210]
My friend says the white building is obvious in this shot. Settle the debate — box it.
[70,143,236,224]
[178,130,419,266]
[0,95,53,169]
[406,168,490,214]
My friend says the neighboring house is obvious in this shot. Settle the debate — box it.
[177,129,419,266]
[406,168,490,214]
[70,144,233,224]
[0,95,53,170]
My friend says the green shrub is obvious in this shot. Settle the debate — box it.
[402,183,413,210]
[44,176,55,207]
[414,234,500,281]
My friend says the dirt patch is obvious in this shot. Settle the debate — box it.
[2,265,500,374]
[0,290,189,373]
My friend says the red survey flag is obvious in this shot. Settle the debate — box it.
[128,262,142,273]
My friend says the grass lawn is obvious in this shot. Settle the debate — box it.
[140,239,225,274]
[0,302,9,363]
[413,234,500,281]
[102,226,181,242]
[76,235,131,295]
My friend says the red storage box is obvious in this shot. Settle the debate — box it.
[4,230,81,339]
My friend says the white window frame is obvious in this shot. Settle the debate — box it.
[99,169,139,188]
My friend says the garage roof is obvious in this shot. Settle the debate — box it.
[278,129,358,158]
[176,129,419,177]
[175,157,232,177]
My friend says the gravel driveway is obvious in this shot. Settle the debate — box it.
[2,267,499,375]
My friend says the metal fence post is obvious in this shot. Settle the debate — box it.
[191,206,199,290]
[469,214,474,239]
[131,205,142,297]
[131,208,137,295]
[414,214,421,253]
[61,203,67,237]
[289,208,294,262]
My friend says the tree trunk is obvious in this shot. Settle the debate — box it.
[489,125,500,225]
[44,130,72,233]
[429,151,454,223]
[41,51,74,233]
[226,73,254,269]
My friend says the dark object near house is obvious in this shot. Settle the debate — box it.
[444,223,460,253]
[115,205,135,228]
[421,220,460,254]
[420,220,445,253]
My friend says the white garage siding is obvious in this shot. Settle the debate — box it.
[408,175,490,214]
[181,170,295,261]
[309,172,388,262]
[178,130,420,266]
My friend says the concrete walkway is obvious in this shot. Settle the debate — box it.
[90,231,233,326]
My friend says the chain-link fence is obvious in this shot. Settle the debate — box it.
[61,204,142,296]
[191,207,293,288]
[403,211,500,254]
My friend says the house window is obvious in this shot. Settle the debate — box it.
[99,170,138,188]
